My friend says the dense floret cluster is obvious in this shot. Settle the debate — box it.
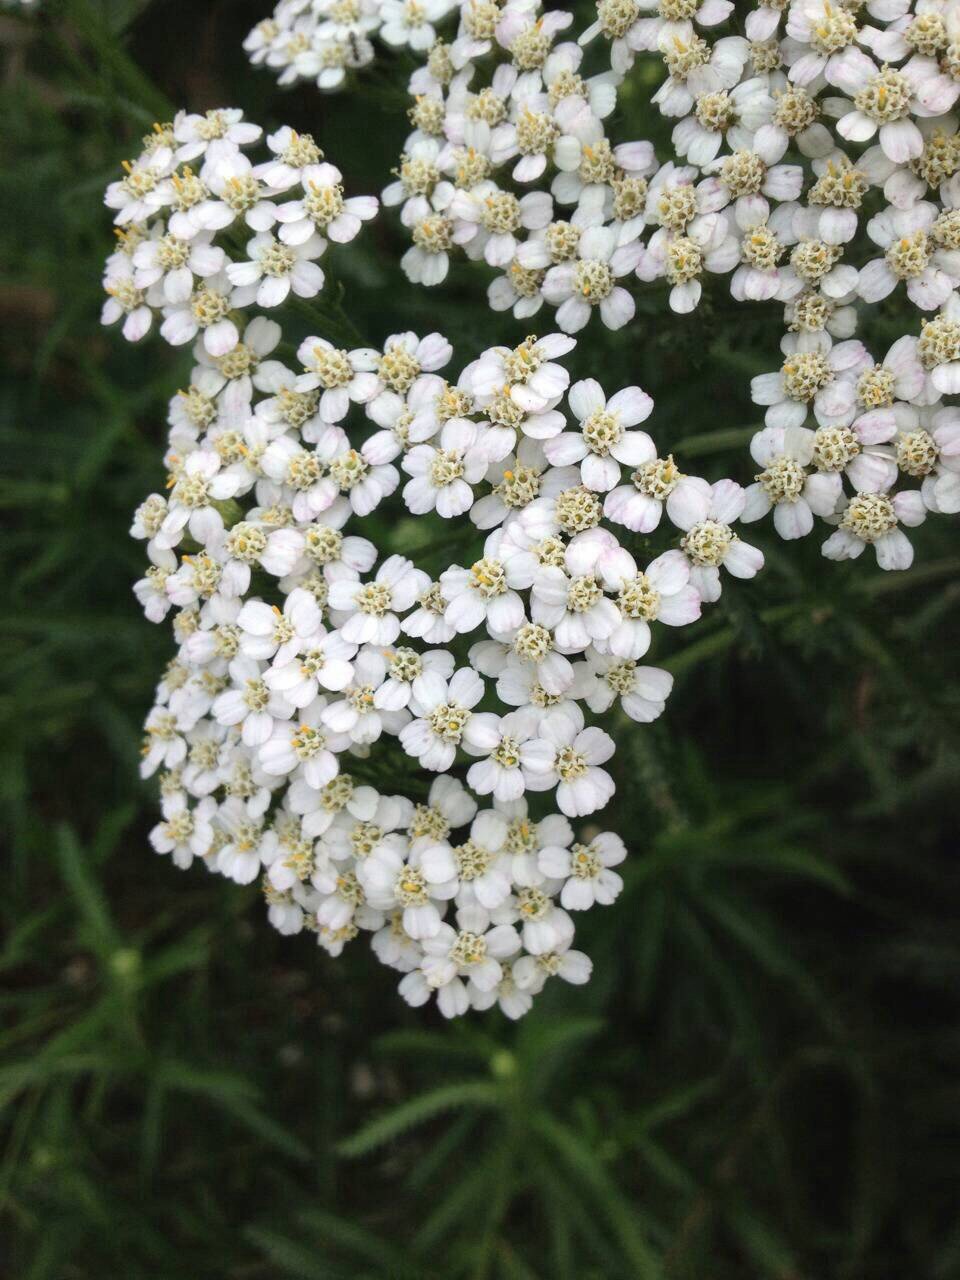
[101,0,958,1016]
[380,0,960,566]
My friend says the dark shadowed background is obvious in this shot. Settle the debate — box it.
[2,2,959,1277]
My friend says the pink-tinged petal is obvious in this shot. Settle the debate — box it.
[580,452,620,492]
[666,476,711,531]
[723,539,764,578]
[874,528,913,571]
[773,498,813,540]
[879,117,923,164]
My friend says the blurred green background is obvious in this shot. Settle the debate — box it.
[2,2,960,1277]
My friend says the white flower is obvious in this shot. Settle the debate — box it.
[156,450,244,550]
[374,646,455,710]
[545,377,654,491]
[275,161,378,243]
[652,32,751,120]
[742,424,839,538]
[266,629,358,706]
[539,830,626,910]
[227,230,326,307]
[450,180,554,267]
[543,224,642,332]
[488,259,548,320]
[237,588,323,664]
[216,796,270,884]
[401,666,488,770]
[321,647,410,745]
[530,563,619,653]
[858,203,960,311]
[672,78,775,167]
[635,210,740,313]
[399,907,521,1016]
[132,227,226,304]
[328,556,430,645]
[360,844,451,941]
[149,794,216,870]
[469,332,575,412]
[827,47,938,163]
[140,706,188,777]
[160,271,239,356]
[919,407,960,512]
[256,127,328,192]
[668,477,765,601]
[784,0,867,86]
[380,0,451,51]
[174,108,262,162]
[463,708,543,803]
[576,651,674,724]
[202,148,277,233]
[401,580,458,644]
[489,94,564,183]
[418,808,512,908]
[440,534,538,634]
[512,932,591,989]
[401,210,456,286]
[260,700,350,789]
[401,435,485,517]
[372,331,453,403]
[822,488,926,569]
[212,656,295,747]
[147,163,238,241]
[751,339,871,430]
[101,253,154,342]
[295,336,379,418]
[105,153,172,225]
[520,705,616,817]
[603,548,702,658]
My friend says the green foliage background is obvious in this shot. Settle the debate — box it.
[2,2,959,1276]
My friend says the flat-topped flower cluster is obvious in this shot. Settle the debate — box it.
[101,108,378,346]
[103,0,959,1019]
[377,0,959,567]
[243,0,461,93]
[102,105,768,1015]
[127,306,763,1016]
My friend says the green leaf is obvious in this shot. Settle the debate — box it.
[338,1081,501,1158]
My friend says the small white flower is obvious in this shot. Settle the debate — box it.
[160,271,239,356]
[149,794,216,870]
[668,477,765,602]
[327,556,430,645]
[275,161,378,244]
[227,230,327,307]
[539,830,626,911]
[259,699,349,789]
[212,656,295,747]
[401,666,488,770]
[256,127,328,192]
[295,336,380,418]
[858,202,960,312]
[463,708,543,803]
[576,651,674,724]
[216,797,270,884]
[520,705,616,817]
[545,377,654,491]
[441,534,538,635]
[543,224,642,332]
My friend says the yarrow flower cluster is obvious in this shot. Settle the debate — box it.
[101,109,378,346]
[105,0,959,1019]
[374,0,959,567]
[105,106,764,1013]
[244,0,461,93]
